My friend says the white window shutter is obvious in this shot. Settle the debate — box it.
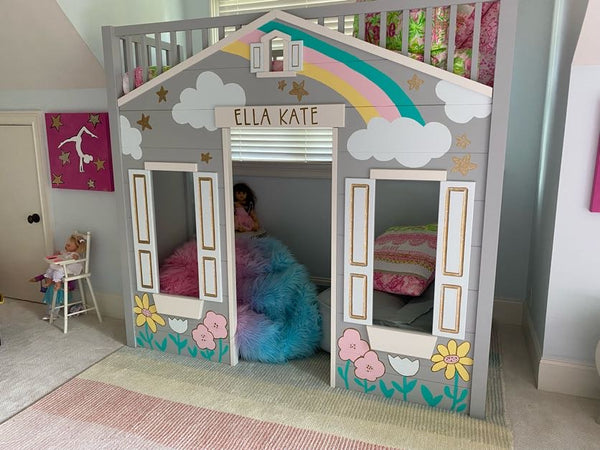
[129,169,159,293]
[343,178,375,325]
[287,40,303,71]
[432,181,476,339]
[250,43,264,73]
[194,172,223,302]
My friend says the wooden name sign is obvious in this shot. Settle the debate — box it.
[215,104,345,128]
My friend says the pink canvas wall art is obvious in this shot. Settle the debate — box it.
[45,113,114,191]
[591,134,600,212]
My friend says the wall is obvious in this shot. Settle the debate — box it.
[526,0,590,357]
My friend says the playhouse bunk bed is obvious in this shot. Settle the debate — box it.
[102,0,518,418]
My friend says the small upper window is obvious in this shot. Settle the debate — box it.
[250,31,303,77]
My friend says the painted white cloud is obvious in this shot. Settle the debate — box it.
[435,80,492,123]
[347,117,452,168]
[172,71,246,131]
[388,355,420,377]
[119,115,142,160]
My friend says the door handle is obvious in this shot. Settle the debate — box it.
[27,213,40,224]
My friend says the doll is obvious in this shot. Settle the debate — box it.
[36,233,87,291]
[233,183,260,232]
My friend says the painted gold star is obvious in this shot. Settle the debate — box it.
[456,134,471,149]
[59,151,70,165]
[407,74,424,90]
[94,159,106,171]
[87,179,96,189]
[137,113,152,131]
[201,152,212,164]
[88,114,101,128]
[451,154,478,176]
[156,86,168,103]
[52,174,63,185]
[50,115,63,131]
[278,80,287,91]
[289,80,308,101]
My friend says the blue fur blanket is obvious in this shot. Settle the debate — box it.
[235,235,322,363]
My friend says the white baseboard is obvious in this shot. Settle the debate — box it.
[538,358,600,399]
[493,297,523,325]
[523,304,600,399]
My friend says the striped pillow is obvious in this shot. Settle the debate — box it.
[373,225,438,297]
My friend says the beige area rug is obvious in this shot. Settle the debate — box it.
[0,335,512,449]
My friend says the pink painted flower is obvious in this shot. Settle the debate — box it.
[203,311,228,339]
[192,324,216,350]
[354,350,386,382]
[337,328,369,362]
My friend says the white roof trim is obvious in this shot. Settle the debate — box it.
[118,9,491,107]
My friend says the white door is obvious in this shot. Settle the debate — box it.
[0,113,52,302]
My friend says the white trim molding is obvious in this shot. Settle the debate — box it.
[538,358,600,400]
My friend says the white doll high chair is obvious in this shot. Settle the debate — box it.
[48,231,102,333]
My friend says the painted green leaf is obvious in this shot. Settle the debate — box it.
[456,403,467,413]
[444,386,453,398]
[136,336,144,347]
[457,388,469,403]
[406,379,417,392]
[188,346,198,357]
[421,384,443,407]
[379,380,395,398]
[155,337,167,352]
[390,380,405,393]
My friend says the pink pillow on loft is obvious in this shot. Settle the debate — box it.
[373,225,437,297]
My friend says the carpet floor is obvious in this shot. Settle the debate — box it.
[0,337,511,449]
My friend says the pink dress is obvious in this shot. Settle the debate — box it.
[235,205,255,231]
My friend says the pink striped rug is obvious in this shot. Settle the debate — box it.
[0,346,512,449]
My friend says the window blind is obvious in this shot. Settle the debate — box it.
[213,0,347,163]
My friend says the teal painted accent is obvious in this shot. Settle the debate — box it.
[258,21,425,125]
[136,336,145,347]
[217,339,229,363]
[188,346,198,358]
[200,349,216,360]
[420,384,443,407]
[378,380,395,398]
[155,337,168,352]
[444,373,469,412]
[354,377,376,393]
[391,377,418,402]
[337,361,351,389]
[137,324,155,349]
[168,333,188,355]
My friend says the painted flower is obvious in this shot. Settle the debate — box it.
[203,311,228,339]
[354,350,385,382]
[431,339,474,381]
[133,293,165,333]
[192,324,216,350]
[337,328,370,362]
[168,317,188,334]
[388,355,420,377]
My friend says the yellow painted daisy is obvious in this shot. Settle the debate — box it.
[133,293,165,333]
[431,340,474,381]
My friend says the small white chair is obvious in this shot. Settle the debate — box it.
[49,231,102,333]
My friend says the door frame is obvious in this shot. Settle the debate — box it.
[0,111,54,256]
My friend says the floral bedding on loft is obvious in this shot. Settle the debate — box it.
[354,1,499,86]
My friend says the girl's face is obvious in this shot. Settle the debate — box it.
[65,239,78,252]
[235,190,247,203]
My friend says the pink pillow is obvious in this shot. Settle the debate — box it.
[373,225,437,297]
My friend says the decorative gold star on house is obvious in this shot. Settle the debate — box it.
[289,80,308,101]
[50,115,63,131]
[156,86,168,103]
[407,74,424,90]
[94,159,106,171]
[278,80,287,91]
[451,154,478,176]
[88,114,101,128]
[137,113,152,131]
[52,174,64,185]
[456,134,471,149]
[201,152,212,164]
[59,151,70,165]
[87,179,96,189]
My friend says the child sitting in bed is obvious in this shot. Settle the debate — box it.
[234,182,260,232]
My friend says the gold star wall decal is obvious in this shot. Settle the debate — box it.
[451,154,478,176]
[88,114,101,127]
[456,134,471,149]
[407,74,424,90]
[94,159,106,171]
[52,174,63,185]
[156,86,168,103]
[50,115,63,131]
[289,80,308,101]
[87,179,96,189]
[201,152,212,163]
[59,151,70,165]
[278,80,287,91]
[137,113,152,131]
